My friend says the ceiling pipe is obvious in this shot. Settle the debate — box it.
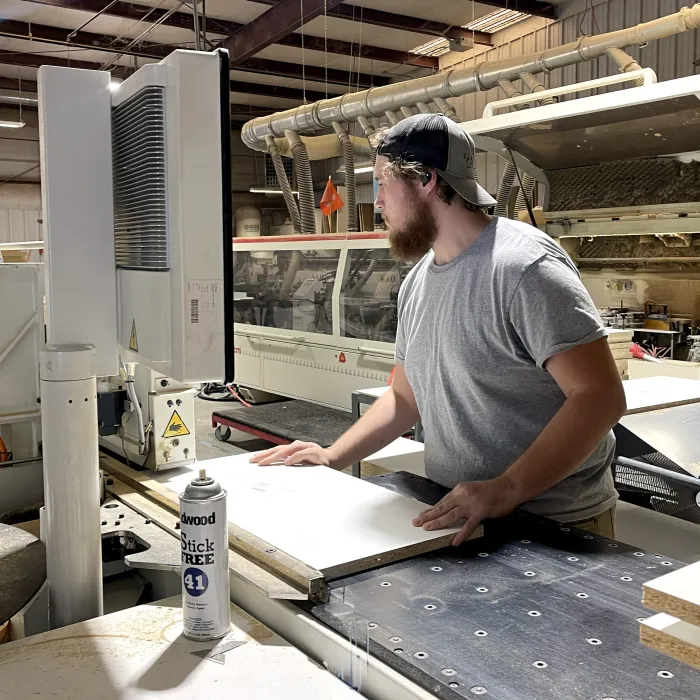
[242,4,700,151]
[0,95,37,106]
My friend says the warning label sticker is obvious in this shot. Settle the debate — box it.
[129,320,138,352]
[163,410,190,438]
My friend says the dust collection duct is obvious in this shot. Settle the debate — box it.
[244,4,700,232]
[242,4,700,150]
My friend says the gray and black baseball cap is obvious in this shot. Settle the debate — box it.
[376,113,496,208]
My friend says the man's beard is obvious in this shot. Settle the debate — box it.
[387,197,438,262]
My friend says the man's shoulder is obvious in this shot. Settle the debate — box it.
[489,217,576,277]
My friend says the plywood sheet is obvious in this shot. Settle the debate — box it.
[641,613,700,670]
[156,455,466,578]
[643,560,700,627]
[623,376,700,414]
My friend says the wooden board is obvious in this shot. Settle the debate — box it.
[623,376,700,415]
[641,613,700,670]
[153,454,479,580]
[643,560,700,627]
[100,456,325,599]
[104,476,307,601]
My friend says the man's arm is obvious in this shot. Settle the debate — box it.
[414,337,626,544]
[250,363,420,468]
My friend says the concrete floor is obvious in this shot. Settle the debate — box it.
[193,396,274,462]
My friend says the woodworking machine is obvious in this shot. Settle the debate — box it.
[4,47,700,700]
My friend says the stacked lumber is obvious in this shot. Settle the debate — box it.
[640,560,700,669]
[606,328,634,378]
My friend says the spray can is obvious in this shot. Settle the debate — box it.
[179,468,230,640]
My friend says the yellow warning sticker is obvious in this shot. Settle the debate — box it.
[163,410,190,438]
[129,319,138,352]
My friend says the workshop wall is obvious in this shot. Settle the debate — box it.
[0,182,41,245]
[581,271,700,321]
[0,106,39,185]
[440,0,700,196]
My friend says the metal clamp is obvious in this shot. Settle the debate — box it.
[482,69,657,118]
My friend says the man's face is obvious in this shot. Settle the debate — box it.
[374,155,438,262]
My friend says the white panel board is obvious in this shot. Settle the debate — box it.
[38,66,118,376]
[158,457,461,574]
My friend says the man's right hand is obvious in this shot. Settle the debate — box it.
[249,441,332,467]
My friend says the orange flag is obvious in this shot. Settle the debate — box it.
[320,176,344,216]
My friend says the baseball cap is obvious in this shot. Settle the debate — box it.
[376,113,497,208]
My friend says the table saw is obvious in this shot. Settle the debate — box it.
[6,452,698,700]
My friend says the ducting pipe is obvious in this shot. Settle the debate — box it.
[433,97,459,122]
[265,136,302,234]
[400,106,415,119]
[285,130,316,234]
[416,102,433,114]
[606,47,645,86]
[333,122,358,232]
[0,95,37,106]
[385,110,400,125]
[270,133,373,161]
[357,116,377,164]
[242,4,700,150]
[520,73,557,105]
[494,80,525,218]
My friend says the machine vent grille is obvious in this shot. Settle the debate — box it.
[112,86,168,270]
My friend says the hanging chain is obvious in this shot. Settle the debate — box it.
[324,0,328,100]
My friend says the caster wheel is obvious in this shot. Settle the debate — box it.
[215,425,231,442]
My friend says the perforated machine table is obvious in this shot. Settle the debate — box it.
[305,472,700,700]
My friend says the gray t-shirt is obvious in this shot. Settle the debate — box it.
[395,216,617,522]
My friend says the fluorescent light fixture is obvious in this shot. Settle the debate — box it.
[250,188,299,195]
[354,165,374,174]
[0,119,25,129]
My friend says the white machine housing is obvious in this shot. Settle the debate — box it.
[462,71,700,240]
[233,233,406,410]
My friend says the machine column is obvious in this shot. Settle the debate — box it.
[40,344,103,628]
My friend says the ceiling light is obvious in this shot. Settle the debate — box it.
[250,188,299,195]
[0,119,25,129]
[354,165,374,174]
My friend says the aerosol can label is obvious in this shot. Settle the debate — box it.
[180,477,230,640]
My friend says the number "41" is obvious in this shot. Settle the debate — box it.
[185,573,206,591]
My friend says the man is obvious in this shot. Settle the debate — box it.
[251,113,626,545]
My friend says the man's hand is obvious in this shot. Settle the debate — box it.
[412,476,521,546]
[249,441,331,467]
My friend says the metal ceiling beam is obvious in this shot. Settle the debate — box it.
[252,1,493,45]
[21,0,438,68]
[223,0,346,64]
[229,79,328,102]
[0,18,388,87]
[474,0,556,20]
[0,49,329,103]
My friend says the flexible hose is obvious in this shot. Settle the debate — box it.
[495,162,517,218]
[515,173,537,215]
[494,80,526,219]
[285,131,316,234]
[266,136,301,234]
[280,251,302,302]
[357,116,377,164]
[333,122,358,232]
[347,260,377,297]
[606,47,645,86]
[433,97,459,121]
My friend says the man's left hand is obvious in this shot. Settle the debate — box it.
[412,476,521,546]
